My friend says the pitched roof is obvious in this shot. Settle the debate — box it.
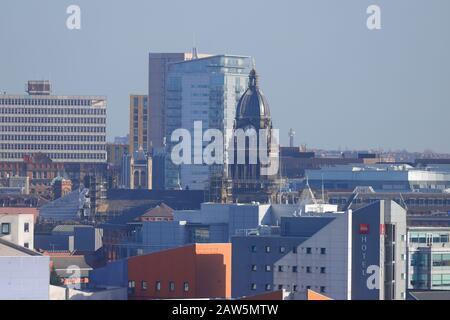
[135,203,174,221]
[0,238,42,256]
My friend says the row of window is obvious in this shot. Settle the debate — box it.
[1,144,106,151]
[1,117,105,124]
[1,134,105,142]
[330,197,450,206]
[250,283,327,294]
[0,152,106,160]
[128,280,189,293]
[250,245,327,255]
[251,264,327,274]
[0,98,101,107]
[0,107,105,115]
[0,125,106,133]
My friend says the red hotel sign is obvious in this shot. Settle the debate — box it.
[359,224,370,234]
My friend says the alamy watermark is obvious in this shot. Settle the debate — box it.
[170,121,280,176]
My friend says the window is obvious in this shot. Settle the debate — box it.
[320,286,326,293]
[278,266,284,272]
[265,265,272,272]
[128,280,135,294]
[292,246,297,254]
[306,247,312,254]
[278,285,283,290]
[279,246,286,253]
[320,267,326,274]
[293,285,298,292]
[141,281,148,291]
[292,266,298,273]
[155,281,161,292]
[251,283,257,291]
[183,282,189,292]
[24,243,29,249]
[251,265,257,272]
[24,223,29,233]
[1,223,10,235]
[265,246,271,253]
[251,245,257,253]
[320,248,326,255]
[306,267,312,273]
[306,285,311,290]
[265,284,272,291]
[169,281,175,292]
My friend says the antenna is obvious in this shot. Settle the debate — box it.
[192,33,198,60]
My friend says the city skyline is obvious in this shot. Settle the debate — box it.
[1,0,450,153]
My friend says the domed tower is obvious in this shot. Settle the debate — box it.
[229,68,280,203]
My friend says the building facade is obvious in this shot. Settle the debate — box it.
[0,81,107,164]
[129,95,148,154]
[164,55,251,190]
[127,243,231,299]
[0,207,36,249]
[148,52,212,153]
[408,227,450,290]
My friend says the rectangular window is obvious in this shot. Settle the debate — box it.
[320,248,326,255]
[169,281,175,292]
[265,284,272,291]
[278,266,284,272]
[265,246,271,253]
[251,245,257,253]
[265,265,272,272]
[251,283,257,291]
[279,246,286,253]
[292,266,298,273]
[155,281,161,292]
[251,265,257,272]
[320,286,326,293]
[183,282,189,292]
[320,267,326,274]
[1,223,10,235]
[24,243,29,248]
[24,223,29,233]
[306,247,312,254]
[141,281,148,291]
[306,266,312,273]
[292,246,298,254]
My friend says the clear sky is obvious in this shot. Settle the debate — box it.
[1,0,449,152]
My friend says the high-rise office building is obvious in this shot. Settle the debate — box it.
[164,55,251,190]
[148,52,212,153]
[129,95,148,154]
[0,81,107,164]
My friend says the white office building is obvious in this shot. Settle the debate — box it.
[0,80,107,163]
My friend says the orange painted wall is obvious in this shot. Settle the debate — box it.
[128,243,231,299]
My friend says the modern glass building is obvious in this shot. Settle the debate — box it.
[164,55,251,190]
[408,227,450,290]
[0,81,107,164]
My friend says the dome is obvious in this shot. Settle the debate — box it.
[236,69,271,120]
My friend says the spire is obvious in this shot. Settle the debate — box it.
[248,68,259,89]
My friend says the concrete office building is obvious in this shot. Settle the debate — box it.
[0,238,50,300]
[408,227,450,290]
[0,80,107,164]
[164,55,251,190]
[129,95,148,154]
[148,52,212,153]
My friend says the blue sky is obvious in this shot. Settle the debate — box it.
[1,0,449,152]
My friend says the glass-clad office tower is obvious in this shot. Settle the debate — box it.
[164,55,251,190]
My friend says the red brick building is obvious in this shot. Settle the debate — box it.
[128,244,231,299]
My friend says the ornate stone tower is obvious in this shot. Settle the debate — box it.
[228,68,280,203]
